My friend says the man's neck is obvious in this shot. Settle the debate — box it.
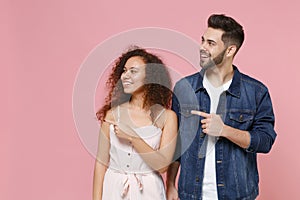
[205,63,234,87]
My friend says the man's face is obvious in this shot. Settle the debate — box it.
[199,27,227,69]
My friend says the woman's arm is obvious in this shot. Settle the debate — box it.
[92,112,112,200]
[166,161,180,200]
[93,159,107,200]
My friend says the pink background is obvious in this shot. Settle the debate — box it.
[2,0,300,199]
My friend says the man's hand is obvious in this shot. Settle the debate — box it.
[191,110,224,137]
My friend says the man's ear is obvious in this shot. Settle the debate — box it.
[226,45,237,57]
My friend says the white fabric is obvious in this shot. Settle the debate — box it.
[202,73,232,200]
[102,107,166,200]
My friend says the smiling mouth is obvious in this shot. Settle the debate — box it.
[122,81,132,86]
[200,50,210,59]
[200,54,209,59]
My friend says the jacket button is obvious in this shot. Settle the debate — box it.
[217,184,225,187]
[195,177,200,182]
[239,115,243,121]
[198,152,205,159]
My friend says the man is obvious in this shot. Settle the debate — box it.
[166,14,277,200]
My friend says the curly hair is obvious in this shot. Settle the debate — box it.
[96,47,172,122]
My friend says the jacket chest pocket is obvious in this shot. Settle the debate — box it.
[178,104,200,137]
[177,104,201,162]
[228,110,254,130]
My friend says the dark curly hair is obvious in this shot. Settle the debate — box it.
[96,47,172,122]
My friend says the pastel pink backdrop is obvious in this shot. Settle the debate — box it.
[2,0,300,199]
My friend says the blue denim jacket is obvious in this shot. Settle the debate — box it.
[172,66,277,200]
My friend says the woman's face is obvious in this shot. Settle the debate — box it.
[121,56,146,94]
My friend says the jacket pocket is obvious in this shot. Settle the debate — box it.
[179,104,199,130]
[228,110,254,130]
[179,104,196,117]
[177,104,200,155]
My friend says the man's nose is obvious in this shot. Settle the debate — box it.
[200,42,208,51]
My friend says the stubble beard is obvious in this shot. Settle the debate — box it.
[200,49,227,70]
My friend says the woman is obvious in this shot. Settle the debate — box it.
[93,47,178,200]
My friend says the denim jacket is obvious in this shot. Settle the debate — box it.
[172,66,277,200]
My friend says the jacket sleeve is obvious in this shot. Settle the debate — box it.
[246,87,277,153]
[171,83,182,162]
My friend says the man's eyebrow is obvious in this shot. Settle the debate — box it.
[201,36,216,43]
[207,39,216,44]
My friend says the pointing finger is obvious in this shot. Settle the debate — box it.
[191,110,210,118]
[104,119,118,125]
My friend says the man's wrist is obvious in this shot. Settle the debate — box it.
[220,124,228,138]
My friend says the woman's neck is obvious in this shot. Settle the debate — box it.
[129,94,145,110]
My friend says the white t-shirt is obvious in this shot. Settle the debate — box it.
[202,72,232,200]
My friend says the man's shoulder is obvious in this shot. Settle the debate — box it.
[184,72,202,80]
[238,71,268,90]
[239,72,268,92]
[176,72,202,85]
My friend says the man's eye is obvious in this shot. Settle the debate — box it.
[208,42,215,46]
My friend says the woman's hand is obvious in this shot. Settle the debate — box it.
[104,120,137,141]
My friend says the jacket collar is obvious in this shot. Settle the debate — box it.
[195,65,241,98]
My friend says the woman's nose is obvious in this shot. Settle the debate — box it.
[122,70,130,79]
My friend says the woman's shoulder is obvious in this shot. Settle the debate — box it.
[164,109,177,119]
[104,103,129,122]
[160,109,177,133]
[104,109,116,123]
